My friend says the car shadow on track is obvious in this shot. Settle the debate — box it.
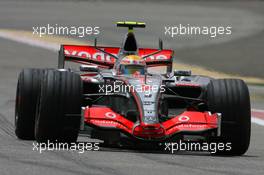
[76,141,257,157]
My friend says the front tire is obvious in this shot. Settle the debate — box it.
[35,70,82,143]
[207,79,251,156]
[15,69,43,140]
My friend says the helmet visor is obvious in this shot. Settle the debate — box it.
[122,65,145,75]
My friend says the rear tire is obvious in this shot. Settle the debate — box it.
[15,69,43,140]
[35,70,82,143]
[206,79,251,156]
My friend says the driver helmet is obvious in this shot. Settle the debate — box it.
[119,55,146,75]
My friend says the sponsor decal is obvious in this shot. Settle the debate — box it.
[177,124,205,128]
[64,49,170,62]
[178,115,190,122]
[64,49,116,62]
[89,119,128,131]
[105,112,116,119]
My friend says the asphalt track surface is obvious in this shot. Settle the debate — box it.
[0,0,264,175]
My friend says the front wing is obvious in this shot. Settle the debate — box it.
[82,106,220,140]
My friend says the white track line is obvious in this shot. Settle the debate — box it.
[251,109,264,126]
[0,31,59,51]
[0,30,264,127]
[251,117,264,126]
[252,108,264,113]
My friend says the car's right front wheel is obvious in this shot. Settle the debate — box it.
[15,68,43,140]
[35,70,83,143]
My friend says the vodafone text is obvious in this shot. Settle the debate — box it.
[65,50,169,62]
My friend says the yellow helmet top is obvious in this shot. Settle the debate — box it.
[120,55,145,65]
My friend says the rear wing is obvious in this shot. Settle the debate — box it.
[116,21,146,30]
[58,45,174,70]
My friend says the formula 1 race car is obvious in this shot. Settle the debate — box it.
[15,21,251,155]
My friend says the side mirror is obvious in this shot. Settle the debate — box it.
[159,38,163,50]
[80,65,99,72]
[174,70,192,76]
